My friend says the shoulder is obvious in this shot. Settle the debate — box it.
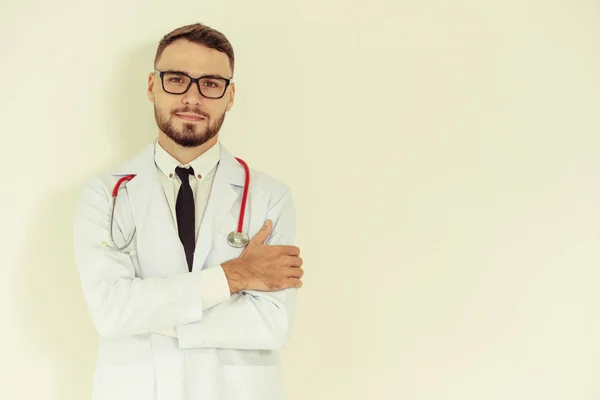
[77,143,153,203]
[248,166,293,209]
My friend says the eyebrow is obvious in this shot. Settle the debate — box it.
[160,69,229,80]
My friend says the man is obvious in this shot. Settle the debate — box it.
[72,23,304,400]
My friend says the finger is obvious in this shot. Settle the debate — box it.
[286,277,303,288]
[249,219,273,245]
[286,266,304,279]
[286,256,303,268]
[271,245,300,256]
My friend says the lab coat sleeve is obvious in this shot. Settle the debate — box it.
[175,185,299,350]
[73,178,207,339]
[151,265,231,337]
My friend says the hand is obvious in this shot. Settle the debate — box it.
[221,219,304,294]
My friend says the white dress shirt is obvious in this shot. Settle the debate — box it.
[154,141,231,313]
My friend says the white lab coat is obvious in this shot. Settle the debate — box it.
[73,141,298,400]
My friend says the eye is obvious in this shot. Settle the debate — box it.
[163,72,189,85]
[202,80,222,88]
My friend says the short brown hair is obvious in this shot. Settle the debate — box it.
[154,23,235,75]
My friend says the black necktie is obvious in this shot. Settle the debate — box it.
[175,166,195,272]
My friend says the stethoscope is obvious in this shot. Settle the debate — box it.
[102,157,250,253]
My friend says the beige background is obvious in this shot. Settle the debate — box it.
[1,0,600,399]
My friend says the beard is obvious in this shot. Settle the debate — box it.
[154,105,226,148]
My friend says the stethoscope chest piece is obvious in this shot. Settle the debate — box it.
[227,231,249,248]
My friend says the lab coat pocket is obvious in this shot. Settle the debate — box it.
[222,365,285,400]
[92,364,155,400]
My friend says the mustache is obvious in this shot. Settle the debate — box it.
[172,108,209,118]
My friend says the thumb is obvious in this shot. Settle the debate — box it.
[249,219,273,246]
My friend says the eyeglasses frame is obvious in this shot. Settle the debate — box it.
[154,69,233,99]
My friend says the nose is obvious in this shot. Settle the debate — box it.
[182,82,204,106]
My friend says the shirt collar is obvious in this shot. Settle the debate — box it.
[154,140,221,181]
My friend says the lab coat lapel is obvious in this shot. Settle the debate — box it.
[109,143,155,234]
[111,142,188,276]
[192,142,246,271]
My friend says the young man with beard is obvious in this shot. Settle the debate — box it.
[73,23,304,400]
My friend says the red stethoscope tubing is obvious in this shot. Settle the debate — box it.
[112,174,136,197]
[233,157,250,234]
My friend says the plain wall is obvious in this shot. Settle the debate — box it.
[1,0,600,399]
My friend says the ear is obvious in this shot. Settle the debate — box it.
[225,82,235,112]
[147,72,156,103]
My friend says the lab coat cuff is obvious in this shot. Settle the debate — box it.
[200,265,231,310]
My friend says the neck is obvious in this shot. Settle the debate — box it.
[157,132,219,165]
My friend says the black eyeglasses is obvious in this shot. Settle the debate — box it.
[154,69,232,99]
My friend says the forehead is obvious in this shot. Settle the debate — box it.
[157,39,232,77]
